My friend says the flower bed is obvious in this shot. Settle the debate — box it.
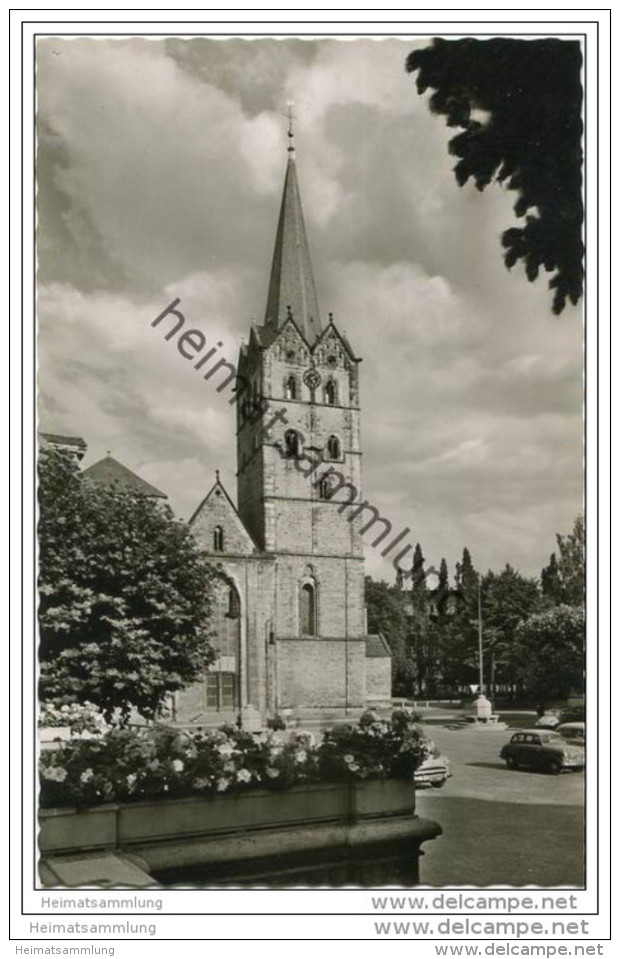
[39,701,108,735]
[39,709,429,809]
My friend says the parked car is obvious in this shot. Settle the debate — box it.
[500,730,584,774]
[556,721,585,746]
[534,710,561,729]
[415,743,451,788]
[535,706,585,731]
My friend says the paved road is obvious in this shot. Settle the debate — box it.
[415,725,585,888]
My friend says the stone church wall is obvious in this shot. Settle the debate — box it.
[276,638,366,709]
[269,554,366,640]
[365,658,392,702]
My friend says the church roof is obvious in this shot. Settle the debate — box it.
[82,455,167,499]
[263,152,322,345]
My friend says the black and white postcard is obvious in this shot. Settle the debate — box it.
[10,7,611,950]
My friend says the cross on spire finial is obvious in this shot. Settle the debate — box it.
[286,100,296,154]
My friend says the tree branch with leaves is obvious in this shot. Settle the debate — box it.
[407,37,583,314]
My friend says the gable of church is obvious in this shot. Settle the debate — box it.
[190,478,257,555]
[314,322,358,367]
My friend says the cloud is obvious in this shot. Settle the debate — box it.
[36,39,283,293]
[37,276,249,517]
[36,36,584,580]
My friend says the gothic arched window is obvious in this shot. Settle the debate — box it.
[324,379,337,406]
[326,435,341,461]
[284,429,302,458]
[284,375,298,400]
[300,582,316,636]
[317,475,333,500]
[213,526,224,552]
[227,586,240,619]
[206,580,240,711]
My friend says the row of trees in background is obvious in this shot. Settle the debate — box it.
[365,517,585,703]
[40,448,585,714]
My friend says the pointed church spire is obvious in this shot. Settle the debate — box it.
[263,108,322,344]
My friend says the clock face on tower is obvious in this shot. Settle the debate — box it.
[302,368,322,391]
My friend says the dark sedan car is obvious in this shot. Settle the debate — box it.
[500,730,584,774]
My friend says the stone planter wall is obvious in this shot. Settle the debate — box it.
[39,780,416,855]
[39,780,441,885]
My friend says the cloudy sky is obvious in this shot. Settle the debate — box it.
[36,36,584,582]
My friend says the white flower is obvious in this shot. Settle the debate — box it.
[266,767,280,779]
[348,763,360,772]
[217,777,230,792]
[171,759,184,772]
[236,768,251,783]
[269,745,283,758]
[80,768,94,784]
[294,749,307,764]
[193,778,209,790]
[41,765,67,782]
[126,773,137,788]
[223,760,235,773]
[344,754,355,764]
[217,743,234,758]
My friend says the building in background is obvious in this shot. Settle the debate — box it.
[82,454,167,500]
[38,432,87,462]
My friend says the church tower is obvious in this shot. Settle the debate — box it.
[237,139,362,559]
[182,120,392,723]
[235,122,372,709]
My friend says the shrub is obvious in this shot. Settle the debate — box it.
[39,709,430,808]
[38,447,217,720]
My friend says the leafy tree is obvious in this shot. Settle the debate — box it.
[541,551,563,605]
[365,577,415,696]
[432,557,453,622]
[455,546,478,599]
[514,604,585,700]
[437,557,449,594]
[410,544,427,622]
[408,544,435,694]
[406,38,583,314]
[435,616,478,693]
[435,550,480,692]
[541,515,585,607]
[38,447,217,720]
[480,565,541,696]
[436,553,540,697]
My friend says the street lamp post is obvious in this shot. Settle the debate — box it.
[477,578,484,695]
